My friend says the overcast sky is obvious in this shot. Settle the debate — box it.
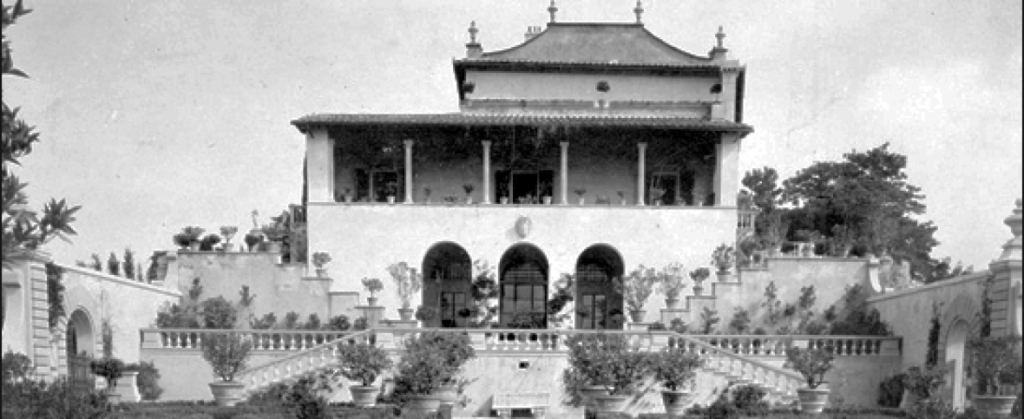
[6,0,1022,269]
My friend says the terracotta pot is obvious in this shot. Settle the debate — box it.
[500,197,509,204]
[661,389,692,416]
[543,196,552,205]
[188,241,201,252]
[432,383,459,406]
[387,195,396,204]
[367,296,378,306]
[315,268,327,278]
[716,271,734,283]
[398,307,415,321]
[972,395,1017,417]
[629,310,646,323]
[349,385,380,407]
[591,394,631,413]
[209,381,246,407]
[796,387,830,415]
[693,285,704,296]
[222,243,235,252]
[404,394,442,415]
[665,298,680,310]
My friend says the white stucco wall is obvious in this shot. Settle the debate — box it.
[466,71,720,103]
[307,203,737,316]
[61,265,181,363]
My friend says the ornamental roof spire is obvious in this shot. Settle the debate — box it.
[716,26,726,49]
[548,0,558,23]
[468,20,479,44]
[634,0,644,24]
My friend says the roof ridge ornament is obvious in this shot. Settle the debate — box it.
[634,0,644,24]
[548,0,558,23]
[716,26,726,49]
[468,21,479,44]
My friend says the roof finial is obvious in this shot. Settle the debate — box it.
[548,0,558,23]
[634,0,645,24]
[716,26,726,49]
[468,21,479,44]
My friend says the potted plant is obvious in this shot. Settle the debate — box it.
[415,305,439,327]
[577,334,652,414]
[243,232,262,252]
[260,223,287,253]
[173,226,205,251]
[651,348,704,416]
[830,225,855,258]
[657,263,686,309]
[469,260,499,328]
[337,342,393,407]
[312,252,332,278]
[394,331,475,413]
[361,277,384,306]
[900,364,947,409]
[690,267,710,296]
[463,183,475,204]
[201,332,253,407]
[614,265,657,322]
[219,226,238,252]
[423,187,432,203]
[199,234,222,251]
[341,187,354,203]
[617,191,627,206]
[89,356,126,404]
[574,188,587,205]
[388,262,422,320]
[969,335,1022,417]
[539,181,553,205]
[785,345,835,415]
[384,182,398,204]
[712,244,737,282]
[651,187,666,206]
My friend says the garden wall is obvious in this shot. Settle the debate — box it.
[163,251,335,324]
[61,265,182,363]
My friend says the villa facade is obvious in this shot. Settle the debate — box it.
[296,6,753,329]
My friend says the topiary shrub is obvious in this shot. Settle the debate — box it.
[199,296,238,329]
[877,373,906,408]
[136,361,164,401]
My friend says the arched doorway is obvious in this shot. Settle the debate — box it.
[498,244,549,329]
[66,309,96,391]
[944,319,970,409]
[575,245,625,330]
[422,242,472,328]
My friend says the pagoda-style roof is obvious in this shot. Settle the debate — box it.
[469,23,714,68]
[292,113,752,134]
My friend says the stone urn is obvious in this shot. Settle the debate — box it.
[349,385,380,407]
[796,387,830,415]
[398,307,415,321]
[114,370,141,403]
[629,310,646,323]
[367,296,378,306]
[661,389,692,416]
[209,381,246,407]
[972,395,1018,417]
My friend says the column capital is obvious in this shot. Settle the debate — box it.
[481,139,492,147]
[638,142,648,150]
[560,140,569,148]
[403,139,414,146]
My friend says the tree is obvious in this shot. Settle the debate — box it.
[742,167,786,238]
[782,143,937,276]
[123,248,135,280]
[106,252,120,276]
[2,1,80,267]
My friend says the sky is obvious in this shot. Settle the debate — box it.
[5,0,1022,269]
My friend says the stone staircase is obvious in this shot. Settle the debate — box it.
[235,330,376,395]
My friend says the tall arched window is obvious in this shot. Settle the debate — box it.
[422,243,472,328]
[499,244,549,329]
[576,244,625,330]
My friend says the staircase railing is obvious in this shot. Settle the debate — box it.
[235,330,374,394]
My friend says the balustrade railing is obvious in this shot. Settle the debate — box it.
[140,329,355,351]
[235,330,374,394]
[686,335,901,357]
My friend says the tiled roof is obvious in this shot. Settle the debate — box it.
[468,23,713,68]
[291,113,752,133]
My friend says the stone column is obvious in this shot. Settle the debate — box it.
[482,140,492,204]
[403,139,414,204]
[714,133,741,206]
[560,141,569,205]
[637,142,647,206]
[305,128,335,203]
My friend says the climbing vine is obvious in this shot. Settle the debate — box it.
[45,262,65,331]
[925,302,941,367]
